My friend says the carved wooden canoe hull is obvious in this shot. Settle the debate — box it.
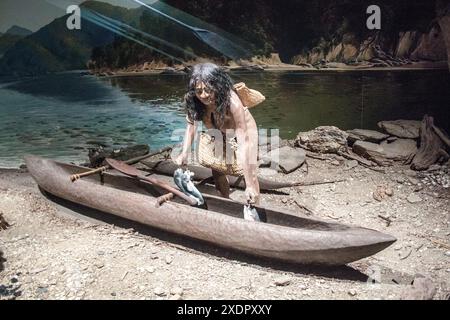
[25,155,396,265]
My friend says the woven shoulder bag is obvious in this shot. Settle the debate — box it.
[233,82,265,108]
[197,132,243,176]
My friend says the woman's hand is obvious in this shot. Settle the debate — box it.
[245,187,259,205]
[174,152,188,166]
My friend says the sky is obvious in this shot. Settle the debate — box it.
[0,0,150,33]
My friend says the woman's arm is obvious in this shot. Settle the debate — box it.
[229,93,260,204]
[175,118,196,165]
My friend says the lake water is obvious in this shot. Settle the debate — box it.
[0,69,449,168]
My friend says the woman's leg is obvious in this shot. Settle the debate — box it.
[212,169,230,198]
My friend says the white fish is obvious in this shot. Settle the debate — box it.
[174,168,205,206]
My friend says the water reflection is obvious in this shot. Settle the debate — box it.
[107,70,450,138]
[0,70,448,167]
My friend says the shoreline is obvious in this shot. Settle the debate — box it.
[96,61,449,78]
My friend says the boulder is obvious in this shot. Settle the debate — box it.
[295,126,348,154]
[326,43,343,61]
[352,139,417,166]
[380,139,418,161]
[377,120,421,139]
[439,15,450,70]
[260,146,306,174]
[342,44,358,62]
[395,31,421,58]
[347,129,389,144]
[411,23,448,61]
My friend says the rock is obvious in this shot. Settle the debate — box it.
[427,164,441,172]
[170,286,183,296]
[373,185,394,201]
[352,139,417,166]
[165,256,173,264]
[352,141,392,166]
[325,62,349,69]
[445,251,450,257]
[346,129,389,144]
[260,145,306,173]
[395,31,421,57]
[377,120,421,139]
[411,24,448,61]
[154,287,166,296]
[386,136,398,143]
[146,266,155,273]
[331,160,340,166]
[295,126,348,154]
[407,193,422,203]
[348,289,357,296]
[274,276,291,286]
[380,139,418,161]
[169,294,183,300]
[407,177,420,185]
[440,14,450,70]
[400,276,436,300]
[344,160,358,170]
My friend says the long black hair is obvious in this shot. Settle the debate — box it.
[184,63,235,128]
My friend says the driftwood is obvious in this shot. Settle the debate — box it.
[432,125,450,149]
[305,151,334,161]
[337,150,387,173]
[411,115,447,170]
[337,150,374,167]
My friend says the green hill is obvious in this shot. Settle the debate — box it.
[0,25,33,58]
[0,1,143,76]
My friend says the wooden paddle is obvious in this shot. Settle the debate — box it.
[70,146,173,182]
[105,158,198,206]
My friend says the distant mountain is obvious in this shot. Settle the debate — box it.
[0,26,32,58]
[0,1,143,76]
[5,25,33,37]
[0,34,23,57]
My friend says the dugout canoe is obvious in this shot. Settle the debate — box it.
[25,155,396,265]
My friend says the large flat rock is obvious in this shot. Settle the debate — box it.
[377,120,421,139]
[260,146,306,174]
[347,129,389,143]
[353,139,417,166]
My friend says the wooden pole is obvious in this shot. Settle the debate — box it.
[70,145,173,182]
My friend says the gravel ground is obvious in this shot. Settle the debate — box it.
[0,157,449,300]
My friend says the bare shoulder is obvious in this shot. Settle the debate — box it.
[229,90,245,114]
